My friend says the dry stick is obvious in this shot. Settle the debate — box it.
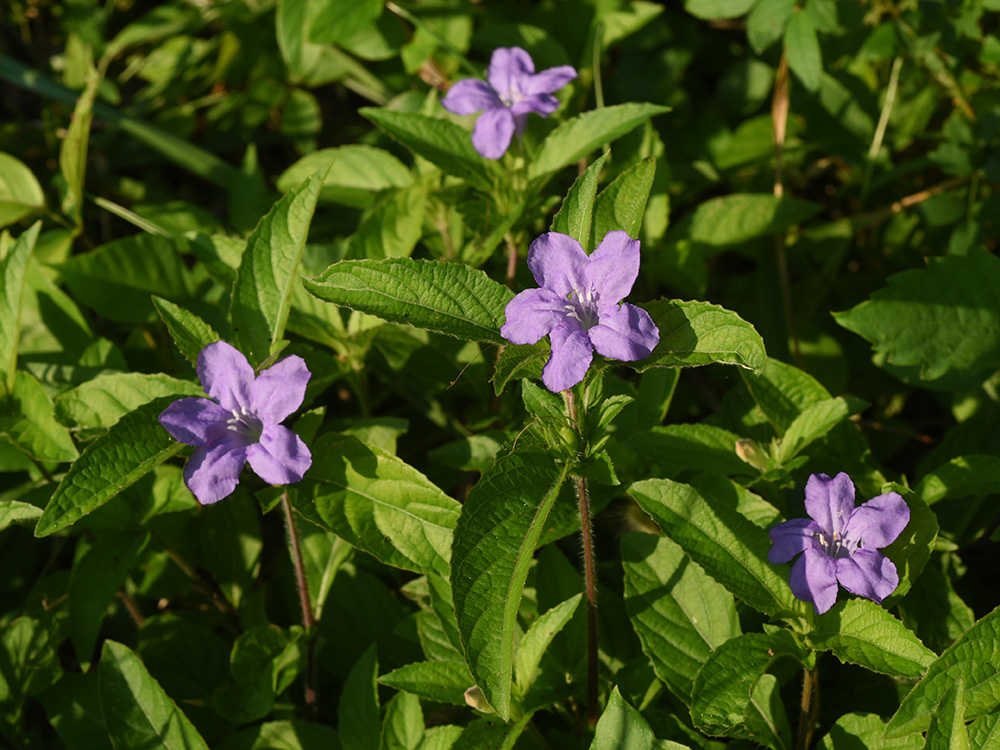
[281,492,318,718]
[771,50,802,369]
[852,175,971,228]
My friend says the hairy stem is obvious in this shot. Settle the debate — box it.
[281,492,317,718]
[796,666,819,750]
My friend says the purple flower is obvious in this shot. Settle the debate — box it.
[441,46,577,159]
[768,473,910,615]
[159,341,313,505]
[500,230,660,393]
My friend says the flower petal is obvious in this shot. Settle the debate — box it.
[197,341,255,412]
[523,66,577,95]
[487,47,534,97]
[768,518,823,564]
[589,303,660,362]
[585,230,640,303]
[803,472,855,539]
[843,491,910,550]
[500,287,568,345]
[441,78,502,116]
[789,547,839,614]
[247,425,312,485]
[159,397,229,446]
[251,354,311,426]
[542,324,593,392]
[510,93,560,117]
[526,232,588,297]
[183,438,248,505]
[471,107,516,159]
[835,549,899,604]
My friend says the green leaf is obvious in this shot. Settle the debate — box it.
[55,373,203,430]
[785,10,822,92]
[304,258,513,344]
[622,533,740,703]
[347,182,427,259]
[625,423,753,478]
[152,297,221,367]
[297,432,461,577]
[339,645,380,750]
[834,252,1000,382]
[776,397,856,464]
[685,194,821,246]
[807,599,935,679]
[35,397,185,536]
[98,640,209,750]
[514,593,582,692]
[37,673,111,750]
[878,482,938,605]
[747,0,795,52]
[691,630,807,736]
[59,68,99,226]
[551,152,608,249]
[885,606,1000,738]
[232,165,329,366]
[0,153,45,228]
[379,661,471,706]
[926,678,970,750]
[968,713,1000,749]
[636,299,766,374]
[381,691,423,750]
[628,478,804,617]
[589,687,656,750]
[309,0,382,46]
[0,370,79,463]
[361,109,499,193]
[493,341,548,394]
[0,221,40,390]
[589,157,656,250]
[450,451,571,719]
[817,712,922,749]
[0,500,42,531]
[685,0,757,20]
[741,358,830,435]
[529,103,670,180]
[916,454,1000,504]
[296,524,351,621]
[276,146,411,208]
[216,721,341,750]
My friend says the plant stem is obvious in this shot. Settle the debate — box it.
[796,666,819,750]
[281,492,317,718]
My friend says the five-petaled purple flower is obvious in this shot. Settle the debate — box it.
[441,46,577,159]
[501,230,660,393]
[159,341,313,505]
[768,473,910,615]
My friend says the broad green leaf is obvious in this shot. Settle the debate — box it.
[0,221,40,389]
[55,373,203,430]
[339,646,380,750]
[450,451,571,719]
[691,630,807,736]
[589,157,655,250]
[304,258,513,343]
[361,109,499,193]
[834,252,1000,382]
[885,606,1000,738]
[685,194,821,246]
[0,370,79,463]
[56,234,195,324]
[925,679,970,750]
[381,691,423,750]
[297,432,460,577]
[309,0,382,46]
[529,103,670,180]
[622,533,740,702]
[636,299,766,374]
[917,455,1000,504]
[741,358,830,435]
[379,660,471,706]
[37,673,111,750]
[35,397,184,536]
[417,726,464,750]
[817,712,922,749]
[493,341,548,394]
[0,153,45,228]
[776,397,856,463]
[551,152,608,249]
[747,0,795,52]
[0,500,42,531]
[746,674,792,750]
[276,145,411,208]
[98,640,209,750]
[601,2,665,46]
[514,593,583,692]
[968,713,1000,749]
[625,423,753,478]
[629,478,804,617]
[59,68,99,226]
[347,182,427,259]
[70,532,149,666]
[878,482,938,605]
[785,11,822,92]
[152,297,221,367]
[685,0,757,20]
[589,687,657,750]
[232,166,329,366]
[807,599,935,679]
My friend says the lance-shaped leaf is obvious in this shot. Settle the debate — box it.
[589,687,665,750]
[0,500,42,531]
[885,606,1000,738]
[0,221,40,389]
[551,152,608,249]
[816,712,922,749]
[152,296,221,367]
[629,478,804,618]
[806,599,935,679]
[297,432,460,578]
[232,165,329,366]
[879,482,938,605]
[276,145,411,208]
[682,194,821,246]
[916,454,1000,505]
[493,341,548,395]
[515,593,583,693]
[924,679,970,750]
[379,660,472,706]
[691,630,807,736]
[304,258,513,344]
[35,397,184,536]
[589,157,656,250]
[625,423,752,478]
[635,299,766,374]
[60,69,99,227]
[0,370,79,463]
[54,372,203,430]
[339,645,379,750]
[98,640,209,750]
[450,451,571,720]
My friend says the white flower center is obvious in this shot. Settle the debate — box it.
[814,530,856,559]
[564,286,601,330]
[226,405,263,442]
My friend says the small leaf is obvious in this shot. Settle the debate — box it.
[776,397,857,464]
[54,372,203,430]
[347,182,427,259]
[551,152,608,249]
[515,593,582,692]
[589,157,656,250]
[589,687,656,750]
[276,145,411,208]
[625,423,753,478]
[152,297,221,367]
[339,646,380,750]
[381,691,424,750]
[59,69,99,226]
[684,0,758,20]
[493,341,548,395]
[0,500,42,531]
[747,0,796,52]
[0,153,45,228]
[817,712,921,750]
[0,370,79,463]
[917,454,1000,504]
[0,221,40,389]
[684,194,821,246]
[785,11,822,92]
[309,0,382,46]
[379,660,472,706]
